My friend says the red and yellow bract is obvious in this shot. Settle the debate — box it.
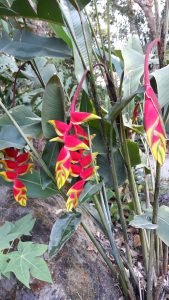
[0,148,32,206]
[49,70,100,211]
[144,38,166,165]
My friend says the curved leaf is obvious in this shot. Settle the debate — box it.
[79,182,102,204]
[153,65,169,108]
[20,171,58,198]
[40,141,60,189]
[59,0,92,90]
[42,75,65,139]
[0,105,42,137]
[157,205,169,246]
[0,29,71,60]
[122,48,144,98]
[49,212,81,257]
[0,125,25,149]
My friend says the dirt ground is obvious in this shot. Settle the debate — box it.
[0,185,122,300]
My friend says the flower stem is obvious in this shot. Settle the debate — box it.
[147,162,161,300]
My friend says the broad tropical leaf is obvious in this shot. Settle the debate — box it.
[20,171,59,198]
[42,75,65,139]
[78,182,102,203]
[40,141,60,189]
[0,105,41,137]
[49,212,81,257]
[0,29,71,60]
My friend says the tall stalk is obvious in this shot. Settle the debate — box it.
[147,163,161,300]
[110,126,133,268]
[120,115,148,272]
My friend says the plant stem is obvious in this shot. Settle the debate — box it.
[107,0,113,77]
[81,220,117,275]
[120,115,148,271]
[81,220,133,298]
[163,243,168,275]
[93,194,136,298]
[93,0,106,60]
[0,99,66,199]
[31,60,46,89]
[147,162,161,300]
[110,126,133,268]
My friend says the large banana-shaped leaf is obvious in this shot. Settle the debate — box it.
[0,0,91,25]
[59,0,92,90]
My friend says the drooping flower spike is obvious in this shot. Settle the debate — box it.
[0,148,33,206]
[144,38,166,165]
[49,69,101,211]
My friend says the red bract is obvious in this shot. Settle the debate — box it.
[49,70,100,211]
[0,148,33,206]
[144,38,166,165]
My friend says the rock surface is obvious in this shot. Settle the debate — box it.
[0,185,122,300]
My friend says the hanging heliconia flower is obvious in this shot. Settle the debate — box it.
[0,148,33,206]
[49,70,100,211]
[144,38,166,165]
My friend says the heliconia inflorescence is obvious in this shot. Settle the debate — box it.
[0,148,33,206]
[49,70,100,211]
[144,38,166,165]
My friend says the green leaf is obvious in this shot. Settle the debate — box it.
[0,0,89,25]
[10,214,35,237]
[11,0,37,17]
[49,212,81,257]
[0,222,17,251]
[126,140,141,167]
[80,90,93,112]
[127,34,143,54]
[129,214,158,230]
[5,241,52,288]
[59,0,92,91]
[130,206,169,243]
[122,47,144,97]
[0,105,42,138]
[0,29,71,60]
[40,141,60,189]
[20,171,59,198]
[50,23,72,49]
[0,252,8,277]
[109,92,139,121]
[97,150,126,188]
[152,65,169,108]
[0,214,36,251]
[157,205,169,246]
[42,75,65,139]
[37,0,63,25]
[69,0,91,9]
[0,125,25,149]
[79,182,102,204]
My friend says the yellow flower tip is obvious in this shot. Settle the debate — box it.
[151,141,166,166]
[49,137,63,142]
[48,120,54,125]
[81,143,89,151]
[66,202,73,212]
[92,152,98,158]
[57,178,64,189]
[89,114,101,120]
[20,199,27,206]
